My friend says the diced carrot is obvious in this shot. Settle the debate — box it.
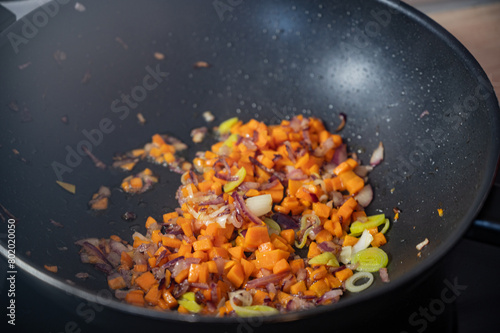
[228,246,244,261]
[310,265,328,280]
[255,249,290,270]
[335,268,354,282]
[144,284,161,305]
[252,290,270,305]
[315,229,333,243]
[280,229,295,245]
[125,290,145,306]
[312,202,331,219]
[174,268,189,284]
[193,238,214,252]
[309,279,330,297]
[307,242,322,258]
[108,276,127,290]
[371,233,387,247]
[227,262,245,288]
[208,247,230,260]
[162,236,182,248]
[241,258,255,279]
[163,212,179,223]
[135,272,156,291]
[342,235,359,247]
[244,226,271,249]
[290,258,305,274]
[290,280,307,295]
[121,252,133,269]
[188,264,201,283]
[272,258,291,275]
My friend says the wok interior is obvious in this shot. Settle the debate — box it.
[0,0,498,320]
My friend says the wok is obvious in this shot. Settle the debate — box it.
[0,0,499,331]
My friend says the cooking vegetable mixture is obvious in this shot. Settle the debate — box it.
[78,115,390,316]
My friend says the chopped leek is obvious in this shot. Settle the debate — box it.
[308,252,339,267]
[380,218,390,234]
[223,167,246,193]
[218,117,239,134]
[345,271,374,292]
[245,194,272,216]
[349,214,386,236]
[264,217,281,235]
[223,133,238,148]
[295,214,321,249]
[232,304,279,317]
[351,229,374,255]
[178,292,202,313]
[339,246,352,264]
[351,247,388,272]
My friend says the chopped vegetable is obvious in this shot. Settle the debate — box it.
[351,247,388,272]
[56,180,76,194]
[437,208,444,217]
[416,238,429,251]
[44,265,58,273]
[77,115,393,316]
[345,271,374,292]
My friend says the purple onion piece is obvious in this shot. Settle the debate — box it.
[246,272,289,289]
[272,213,300,230]
[232,191,263,225]
[81,241,113,267]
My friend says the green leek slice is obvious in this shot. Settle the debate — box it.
[178,292,202,313]
[223,167,246,193]
[349,214,386,236]
[351,247,388,272]
[232,304,279,317]
[308,252,340,267]
[218,117,239,134]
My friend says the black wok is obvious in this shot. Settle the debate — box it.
[0,0,499,331]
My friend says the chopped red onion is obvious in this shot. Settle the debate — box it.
[249,156,274,174]
[246,272,289,289]
[318,241,341,254]
[259,179,280,191]
[296,268,307,281]
[353,165,373,178]
[379,267,390,283]
[284,141,297,163]
[190,282,210,289]
[316,289,343,304]
[355,184,373,208]
[314,137,334,157]
[286,167,308,180]
[272,213,299,230]
[232,191,263,225]
[332,144,347,165]
[370,141,384,166]
[173,279,190,299]
[336,113,347,132]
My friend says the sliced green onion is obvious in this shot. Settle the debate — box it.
[308,252,339,267]
[380,218,390,234]
[351,247,388,272]
[345,271,374,293]
[264,218,281,235]
[245,194,272,217]
[349,214,386,236]
[218,117,239,134]
[223,167,246,193]
[178,292,202,313]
